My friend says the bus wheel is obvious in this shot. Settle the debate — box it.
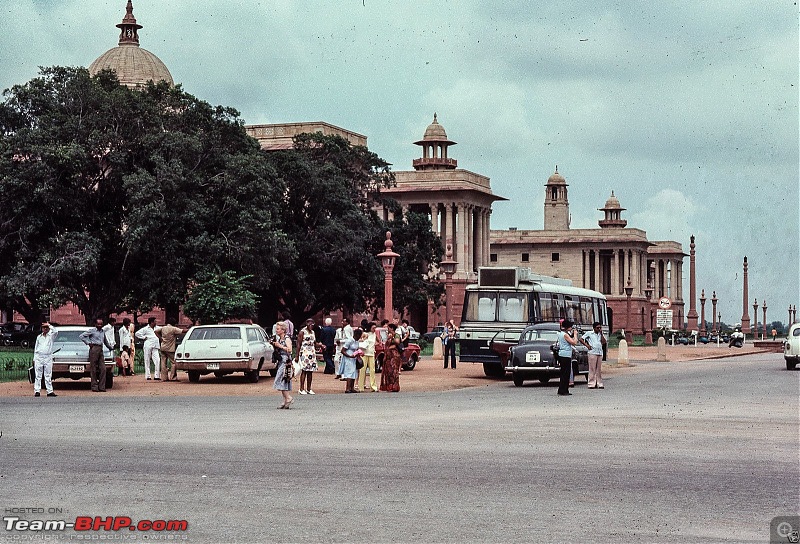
[483,362,505,378]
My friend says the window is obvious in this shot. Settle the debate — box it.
[521,253,529,262]
[490,253,498,262]
[246,328,260,342]
[498,293,527,322]
[188,327,241,341]
[538,293,555,321]
[551,252,560,262]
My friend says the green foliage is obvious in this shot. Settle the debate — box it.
[182,270,258,325]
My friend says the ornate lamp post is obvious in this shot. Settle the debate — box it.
[439,244,458,324]
[762,301,767,340]
[644,285,653,344]
[377,231,400,322]
[793,305,797,324]
[624,278,634,344]
[711,291,718,334]
[789,305,793,328]
[753,298,759,341]
[699,289,707,335]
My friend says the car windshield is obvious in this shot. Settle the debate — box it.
[188,327,241,341]
[54,330,89,343]
[523,329,559,342]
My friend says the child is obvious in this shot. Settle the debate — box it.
[120,345,134,376]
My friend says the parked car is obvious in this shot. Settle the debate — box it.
[1,322,42,348]
[47,326,116,389]
[407,326,420,342]
[502,323,589,387]
[423,326,446,343]
[784,323,800,370]
[174,324,275,383]
[374,327,420,372]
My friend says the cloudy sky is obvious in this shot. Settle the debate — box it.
[2,1,798,327]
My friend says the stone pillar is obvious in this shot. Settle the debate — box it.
[699,289,706,334]
[687,236,698,330]
[430,203,440,237]
[583,250,590,289]
[466,204,474,273]
[741,256,751,333]
[610,250,618,295]
[594,251,601,293]
[444,203,454,261]
[617,338,629,366]
[656,336,667,362]
[762,301,767,340]
[711,291,718,333]
[483,209,491,267]
[456,203,467,274]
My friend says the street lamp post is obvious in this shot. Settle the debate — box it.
[753,298,759,342]
[624,278,634,344]
[439,244,458,324]
[711,291,718,334]
[762,301,767,340]
[700,289,706,335]
[377,231,400,323]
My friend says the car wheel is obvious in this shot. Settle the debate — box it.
[483,362,505,378]
[188,371,200,383]
[213,371,225,378]
[247,369,259,383]
[375,354,384,374]
[20,339,31,348]
[512,373,524,387]
[538,377,550,384]
[402,354,418,371]
[105,372,114,389]
[787,359,798,371]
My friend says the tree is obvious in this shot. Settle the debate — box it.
[0,67,286,323]
[182,270,258,325]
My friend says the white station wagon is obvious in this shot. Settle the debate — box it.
[174,324,275,383]
[784,323,800,370]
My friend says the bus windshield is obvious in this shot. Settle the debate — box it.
[463,291,529,323]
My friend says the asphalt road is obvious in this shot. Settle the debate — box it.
[1,353,797,543]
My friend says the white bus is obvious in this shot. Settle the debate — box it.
[458,267,610,377]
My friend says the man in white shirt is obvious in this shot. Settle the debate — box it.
[135,317,161,380]
[102,317,117,353]
[580,322,607,389]
[33,323,58,397]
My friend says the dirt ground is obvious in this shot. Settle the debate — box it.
[2,343,774,398]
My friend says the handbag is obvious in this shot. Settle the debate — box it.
[355,356,364,370]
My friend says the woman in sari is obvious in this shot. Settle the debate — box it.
[379,323,402,392]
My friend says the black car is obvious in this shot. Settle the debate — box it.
[1,322,41,348]
[422,326,446,343]
[505,323,589,387]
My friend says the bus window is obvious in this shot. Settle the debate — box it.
[564,295,580,322]
[498,292,527,322]
[538,293,554,321]
[552,294,565,320]
[581,297,595,324]
[477,295,497,322]
[599,300,608,325]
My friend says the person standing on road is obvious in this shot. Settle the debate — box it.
[297,319,318,395]
[103,317,117,354]
[340,328,362,393]
[580,322,607,389]
[319,318,336,374]
[135,317,161,380]
[442,319,458,369]
[157,319,189,381]
[379,323,402,393]
[357,323,378,392]
[118,318,133,374]
[335,317,353,379]
[556,319,579,396]
[271,321,294,409]
[79,318,115,392]
[32,322,58,397]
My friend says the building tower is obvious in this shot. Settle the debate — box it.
[412,113,457,171]
[598,191,627,228]
[543,167,570,230]
[88,1,174,88]
[686,235,699,330]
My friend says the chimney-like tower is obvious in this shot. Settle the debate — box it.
[741,256,751,333]
[686,235,699,330]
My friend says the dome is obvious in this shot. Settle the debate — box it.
[414,113,456,145]
[88,1,173,88]
[600,191,625,211]
[89,46,173,88]
[547,166,566,185]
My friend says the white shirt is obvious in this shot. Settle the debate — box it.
[581,330,605,355]
[135,325,161,348]
[103,324,116,349]
[34,328,58,357]
[118,325,131,348]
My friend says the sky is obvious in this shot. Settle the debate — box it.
[1,0,798,327]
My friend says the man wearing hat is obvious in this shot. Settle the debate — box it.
[33,322,59,397]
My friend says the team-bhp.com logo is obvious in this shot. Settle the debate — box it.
[4,515,188,533]
[772,516,800,544]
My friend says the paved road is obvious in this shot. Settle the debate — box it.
[1,353,797,543]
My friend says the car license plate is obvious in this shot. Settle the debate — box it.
[206,363,220,370]
[525,352,540,363]
[69,365,85,373]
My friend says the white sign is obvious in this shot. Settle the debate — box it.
[656,309,673,328]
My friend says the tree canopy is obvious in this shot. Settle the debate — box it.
[0,67,443,326]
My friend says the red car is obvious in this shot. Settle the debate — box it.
[374,327,420,372]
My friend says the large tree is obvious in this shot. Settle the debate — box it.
[0,67,285,323]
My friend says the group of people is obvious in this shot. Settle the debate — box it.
[556,319,607,396]
[270,317,408,409]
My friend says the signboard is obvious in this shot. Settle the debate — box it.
[658,297,672,309]
[656,309,673,328]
